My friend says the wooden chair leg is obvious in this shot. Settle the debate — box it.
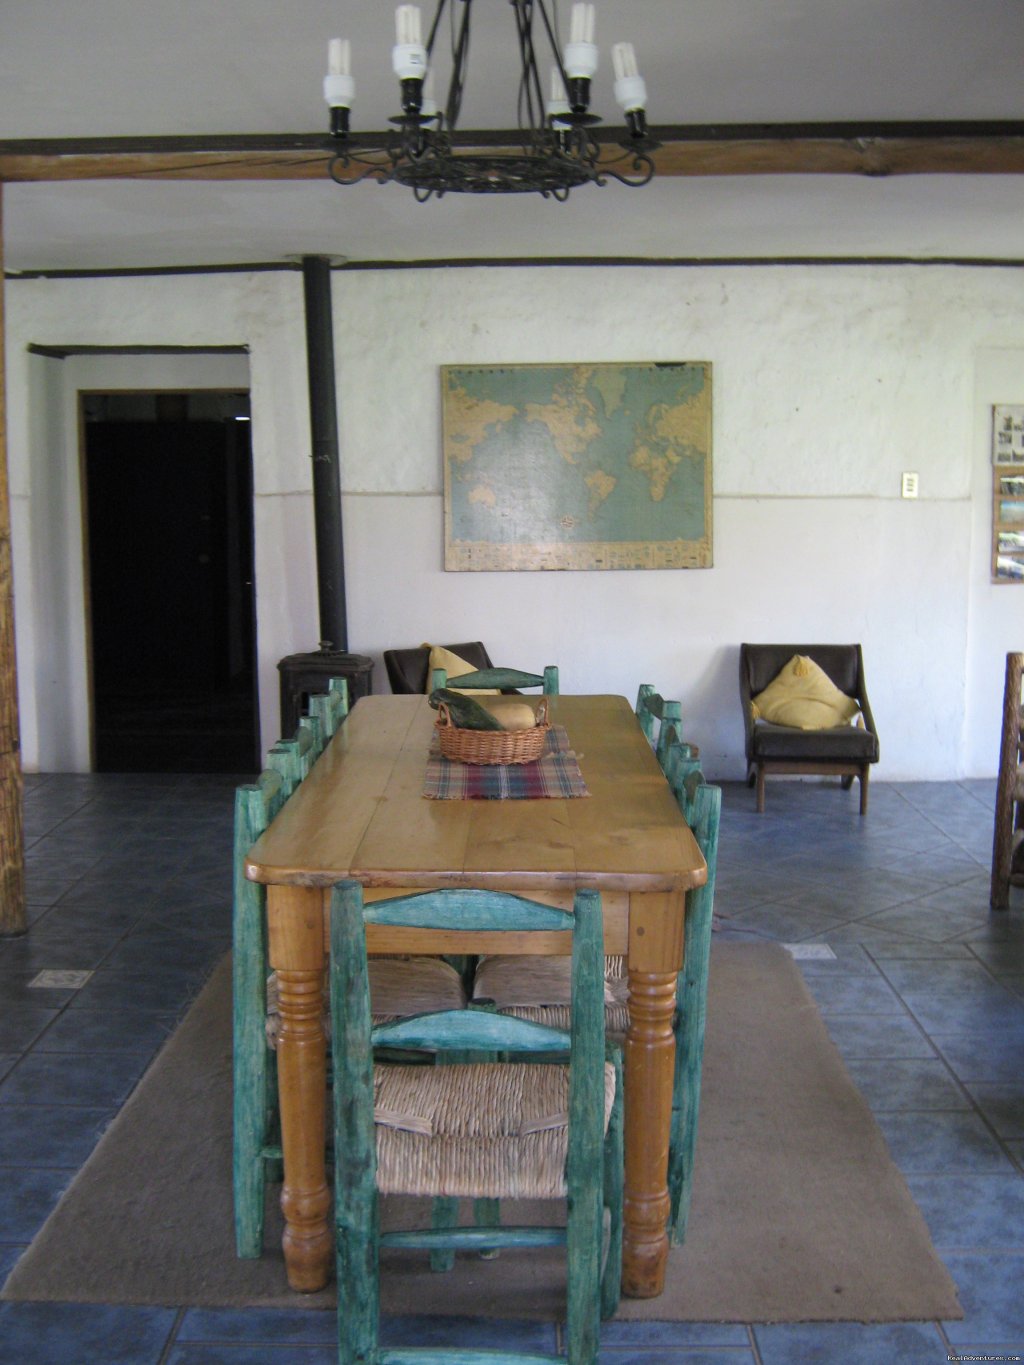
[566,893,605,1365]
[600,1049,624,1320]
[859,766,870,816]
[332,883,381,1365]
[337,1217,380,1365]
[473,1197,502,1260]
[432,1051,472,1271]
[232,896,270,1258]
[430,1196,459,1272]
[667,784,720,1245]
[756,764,766,813]
[565,1160,602,1365]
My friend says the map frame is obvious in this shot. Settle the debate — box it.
[442,362,713,572]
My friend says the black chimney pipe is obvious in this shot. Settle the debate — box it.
[302,254,348,651]
[275,257,374,732]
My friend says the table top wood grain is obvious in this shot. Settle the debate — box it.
[246,694,706,896]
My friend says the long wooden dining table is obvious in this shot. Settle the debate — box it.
[245,692,706,1299]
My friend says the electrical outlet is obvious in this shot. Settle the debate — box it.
[901,472,919,499]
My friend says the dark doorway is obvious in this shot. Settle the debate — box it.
[82,391,258,773]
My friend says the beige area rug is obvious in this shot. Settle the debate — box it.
[2,944,961,1323]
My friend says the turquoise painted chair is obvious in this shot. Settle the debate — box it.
[664,769,721,1244]
[468,697,722,1249]
[431,664,560,695]
[329,880,623,1365]
[661,733,704,817]
[308,675,349,745]
[231,768,288,1259]
[264,726,317,796]
[266,677,348,792]
[233,679,466,1260]
[266,671,352,791]
[478,687,701,1032]
[635,684,699,771]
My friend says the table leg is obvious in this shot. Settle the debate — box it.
[267,885,332,1292]
[622,892,684,1298]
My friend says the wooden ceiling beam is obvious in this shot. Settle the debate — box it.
[2,123,1024,183]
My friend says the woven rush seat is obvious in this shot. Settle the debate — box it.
[373,1060,617,1200]
[472,954,630,1036]
[265,957,467,1047]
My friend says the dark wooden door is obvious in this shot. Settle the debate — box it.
[84,413,257,772]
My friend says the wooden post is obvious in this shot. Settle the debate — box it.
[991,651,1024,911]
[0,185,26,936]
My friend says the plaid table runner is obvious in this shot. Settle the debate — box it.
[423,725,589,800]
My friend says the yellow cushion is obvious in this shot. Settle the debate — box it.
[751,655,860,730]
[424,644,500,696]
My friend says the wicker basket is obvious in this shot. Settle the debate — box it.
[435,698,550,765]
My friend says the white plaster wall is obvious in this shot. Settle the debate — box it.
[333,267,972,499]
[25,351,87,770]
[342,491,969,780]
[6,262,1024,779]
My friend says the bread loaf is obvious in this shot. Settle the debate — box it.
[480,698,538,732]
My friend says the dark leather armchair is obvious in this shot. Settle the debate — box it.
[739,643,880,814]
[383,641,494,695]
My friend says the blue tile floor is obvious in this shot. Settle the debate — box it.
[2,772,1023,1363]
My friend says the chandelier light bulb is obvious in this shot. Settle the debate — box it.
[421,70,438,119]
[548,67,569,110]
[328,38,350,78]
[393,3,428,89]
[569,3,595,45]
[612,42,646,113]
[611,42,637,82]
[563,0,597,122]
[395,5,422,45]
[547,65,571,127]
[324,36,355,135]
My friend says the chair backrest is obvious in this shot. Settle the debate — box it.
[232,771,287,1085]
[680,778,720,920]
[299,712,325,760]
[308,675,349,742]
[332,881,602,1059]
[635,685,684,768]
[265,724,318,797]
[431,664,559,695]
[384,641,493,694]
[233,770,286,920]
[265,678,348,796]
[661,729,703,809]
[739,642,864,700]
[331,884,605,1217]
[675,764,708,827]
[635,683,657,741]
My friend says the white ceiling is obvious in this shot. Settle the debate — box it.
[3,0,1024,272]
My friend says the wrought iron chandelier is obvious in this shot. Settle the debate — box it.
[322,1,657,200]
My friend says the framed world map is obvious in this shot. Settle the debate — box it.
[442,362,712,571]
